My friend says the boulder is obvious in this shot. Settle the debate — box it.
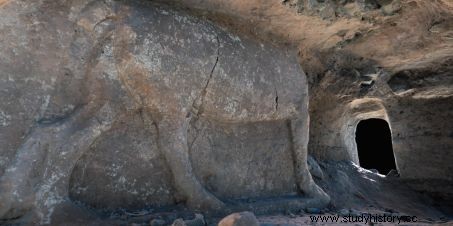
[218,212,259,226]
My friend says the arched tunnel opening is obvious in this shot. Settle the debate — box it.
[355,118,397,175]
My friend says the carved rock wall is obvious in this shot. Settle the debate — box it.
[0,0,312,221]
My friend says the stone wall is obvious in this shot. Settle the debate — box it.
[0,0,323,222]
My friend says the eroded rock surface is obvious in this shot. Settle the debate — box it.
[0,0,329,224]
[172,0,452,204]
[0,0,452,225]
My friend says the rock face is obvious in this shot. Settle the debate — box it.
[283,0,402,18]
[165,0,453,206]
[0,0,329,224]
[0,0,452,225]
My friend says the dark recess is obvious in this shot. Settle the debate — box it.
[355,118,397,174]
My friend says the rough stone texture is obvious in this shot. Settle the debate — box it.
[0,0,329,224]
[69,116,298,210]
[69,112,176,210]
[171,0,453,205]
[0,0,452,225]
[283,0,402,19]
[307,155,324,179]
[306,54,453,203]
[162,0,453,217]
[189,119,298,200]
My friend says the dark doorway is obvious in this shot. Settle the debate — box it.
[355,118,397,174]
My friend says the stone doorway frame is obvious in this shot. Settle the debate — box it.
[340,98,398,173]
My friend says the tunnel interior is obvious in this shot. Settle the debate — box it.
[355,118,397,175]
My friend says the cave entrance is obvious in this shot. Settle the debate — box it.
[355,118,397,175]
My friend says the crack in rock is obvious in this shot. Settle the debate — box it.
[274,88,279,112]
[193,35,220,118]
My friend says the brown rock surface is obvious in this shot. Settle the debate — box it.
[0,0,452,225]
[218,211,259,226]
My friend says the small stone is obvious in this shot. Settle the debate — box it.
[306,0,319,10]
[172,218,187,226]
[357,0,380,10]
[381,0,401,16]
[218,211,259,226]
[320,3,336,19]
[339,208,350,216]
[306,207,321,214]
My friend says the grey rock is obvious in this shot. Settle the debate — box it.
[308,155,324,179]
[319,3,336,19]
[339,208,350,216]
[185,214,206,226]
[172,218,187,226]
[0,0,451,225]
[356,0,380,10]
[0,1,330,223]
[381,0,401,16]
